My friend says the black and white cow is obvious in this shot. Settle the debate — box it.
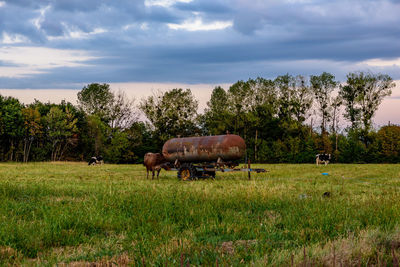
[88,157,97,165]
[316,154,331,165]
[88,156,104,165]
[96,156,104,164]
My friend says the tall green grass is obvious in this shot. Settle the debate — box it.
[0,163,399,265]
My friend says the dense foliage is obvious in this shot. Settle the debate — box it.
[0,72,397,163]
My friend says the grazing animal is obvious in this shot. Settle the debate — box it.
[316,154,331,166]
[143,153,170,179]
[97,156,104,164]
[88,156,98,165]
[88,156,104,165]
[322,191,331,198]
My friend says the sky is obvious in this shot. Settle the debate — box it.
[0,0,399,125]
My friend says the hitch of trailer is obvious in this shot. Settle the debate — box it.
[223,167,267,173]
[168,166,267,173]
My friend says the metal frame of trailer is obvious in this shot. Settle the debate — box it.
[165,161,267,181]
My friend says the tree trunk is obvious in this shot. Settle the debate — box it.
[10,139,14,161]
[51,141,58,161]
[255,129,258,162]
[332,108,336,135]
[59,140,70,161]
[26,140,33,163]
[55,143,63,161]
[95,135,99,156]
[23,139,27,163]
[335,132,338,152]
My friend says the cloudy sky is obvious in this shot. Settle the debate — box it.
[0,0,399,124]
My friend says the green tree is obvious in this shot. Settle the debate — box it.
[201,86,232,135]
[275,74,296,124]
[292,75,313,124]
[273,74,313,125]
[227,80,253,136]
[104,131,131,163]
[139,88,199,146]
[340,73,363,130]
[127,121,159,163]
[108,90,137,132]
[86,115,107,156]
[341,72,394,147]
[22,107,42,162]
[331,95,342,154]
[310,72,337,134]
[377,125,400,162]
[247,77,278,161]
[341,72,394,132]
[0,96,24,161]
[46,107,78,161]
[77,84,137,159]
[77,83,114,120]
[358,73,394,132]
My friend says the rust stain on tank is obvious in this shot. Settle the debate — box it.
[162,134,246,163]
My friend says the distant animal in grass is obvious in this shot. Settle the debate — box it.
[322,191,331,198]
[96,156,104,164]
[143,153,170,179]
[88,156,104,165]
[316,154,331,166]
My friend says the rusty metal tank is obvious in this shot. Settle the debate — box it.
[162,134,246,163]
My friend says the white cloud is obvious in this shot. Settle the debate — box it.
[123,23,149,31]
[363,58,400,67]
[1,32,30,44]
[69,27,107,39]
[0,67,44,78]
[168,18,233,31]
[123,24,135,31]
[0,1,5,7]
[48,24,107,40]
[145,0,192,8]
[140,23,149,31]
[0,46,97,78]
[30,5,107,41]
[31,5,51,30]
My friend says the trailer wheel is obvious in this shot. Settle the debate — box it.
[178,164,196,181]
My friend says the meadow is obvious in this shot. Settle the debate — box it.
[0,162,400,266]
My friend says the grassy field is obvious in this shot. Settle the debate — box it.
[0,163,400,266]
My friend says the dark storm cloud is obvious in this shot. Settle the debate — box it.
[0,0,399,89]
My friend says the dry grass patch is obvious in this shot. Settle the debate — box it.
[219,240,258,256]
[259,228,400,266]
[0,246,20,264]
[58,253,131,267]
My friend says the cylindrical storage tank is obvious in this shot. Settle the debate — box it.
[162,134,246,163]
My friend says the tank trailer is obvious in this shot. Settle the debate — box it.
[162,134,266,180]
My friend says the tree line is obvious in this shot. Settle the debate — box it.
[0,71,399,163]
